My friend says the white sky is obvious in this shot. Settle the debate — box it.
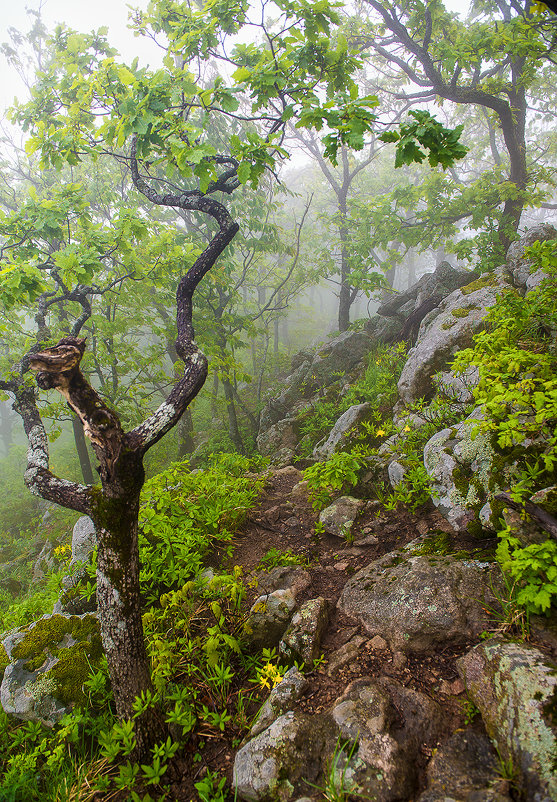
[0,0,159,113]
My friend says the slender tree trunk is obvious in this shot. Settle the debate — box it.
[177,407,194,459]
[72,416,95,484]
[338,192,351,332]
[211,372,219,419]
[222,376,244,453]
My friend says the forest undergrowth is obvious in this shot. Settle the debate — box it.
[1,244,557,800]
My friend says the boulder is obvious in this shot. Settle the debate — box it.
[365,315,404,344]
[458,640,557,802]
[423,408,497,532]
[250,667,309,738]
[257,419,301,463]
[244,589,296,651]
[319,496,365,539]
[233,711,335,802]
[69,516,96,566]
[506,223,557,292]
[1,613,101,726]
[258,330,374,447]
[255,567,311,599]
[397,266,513,404]
[53,516,98,615]
[377,261,478,319]
[313,403,374,460]
[329,677,443,801]
[417,730,512,802]
[338,542,500,653]
[279,597,330,665]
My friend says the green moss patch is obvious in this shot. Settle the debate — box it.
[460,273,498,296]
[11,614,102,705]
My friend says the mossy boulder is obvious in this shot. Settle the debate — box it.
[397,265,513,404]
[458,640,557,802]
[244,590,297,652]
[0,613,101,726]
[233,710,336,802]
[423,407,503,533]
[279,596,330,665]
[338,541,501,653]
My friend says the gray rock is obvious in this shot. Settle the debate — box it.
[506,224,557,292]
[435,365,479,404]
[397,266,513,403]
[244,589,296,651]
[279,597,330,665]
[1,613,101,726]
[377,261,478,319]
[255,567,311,599]
[313,403,374,460]
[338,546,500,652]
[387,460,406,489]
[418,730,512,802]
[365,315,404,344]
[327,636,366,677]
[424,408,497,532]
[258,330,373,449]
[257,419,300,462]
[233,711,335,802]
[250,667,309,738]
[458,640,557,802]
[329,677,443,801]
[70,516,96,566]
[319,496,365,539]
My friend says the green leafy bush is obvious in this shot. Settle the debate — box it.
[453,239,557,613]
[297,343,407,456]
[138,453,268,603]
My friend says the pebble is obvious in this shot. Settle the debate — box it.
[369,635,388,651]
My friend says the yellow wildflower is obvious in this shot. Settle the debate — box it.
[376,428,386,437]
[258,663,284,690]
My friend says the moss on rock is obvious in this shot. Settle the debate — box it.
[9,614,102,707]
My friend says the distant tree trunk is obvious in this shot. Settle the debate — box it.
[0,402,14,456]
[222,376,244,453]
[406,248,416,289]
[338,190,351,332]
[72,416,95,484]
[177,407,194,459]
[211,372,219,418]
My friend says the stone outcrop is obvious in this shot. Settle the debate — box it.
[397,266,513,404]
[257,329,375,464]
[458,640,557,802]
[279,597,329,665]
[338,540,500,652]
[313,403,374,460]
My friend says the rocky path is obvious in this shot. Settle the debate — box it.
[223,466,513,802]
